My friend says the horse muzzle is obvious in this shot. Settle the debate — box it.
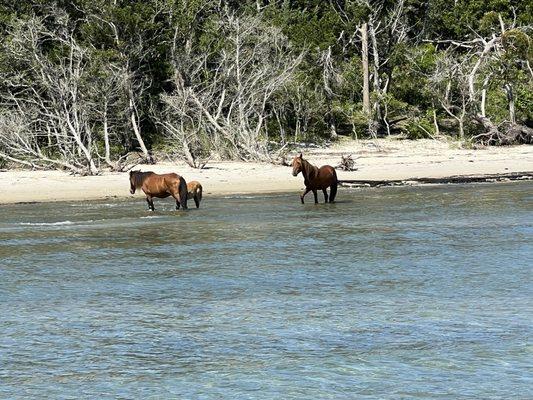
[130,189,135,194]
[292,171,298,176]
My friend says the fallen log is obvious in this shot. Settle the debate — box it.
[472,115,533,145]
[338,171,533,187]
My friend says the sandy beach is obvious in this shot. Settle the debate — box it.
[1,138,531,204]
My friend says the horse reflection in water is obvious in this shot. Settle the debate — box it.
[129,170,188,211]
[291,153,338,204]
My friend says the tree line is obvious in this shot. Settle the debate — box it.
[0,0,531,174]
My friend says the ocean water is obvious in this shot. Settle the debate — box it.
[0,183,531,399]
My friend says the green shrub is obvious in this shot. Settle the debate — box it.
[402,117,434,139]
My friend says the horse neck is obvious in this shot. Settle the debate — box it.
[134,172,151,188]
[301,159,318,181]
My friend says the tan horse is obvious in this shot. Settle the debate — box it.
[129,170,188,210]
[291,153,338,204]
[187,181,203,208]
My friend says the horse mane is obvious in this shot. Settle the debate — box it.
[131,170,154,189]
[301,158,318,181]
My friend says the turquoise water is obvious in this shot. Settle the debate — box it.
[0,183,532,399]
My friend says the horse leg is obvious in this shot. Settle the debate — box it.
[329,181,338,203]
[194,195,200,208]
[146,196,155,211]
[170,191,181,210]
[322,189,329,203]
[300,188,311,204]
[313,189,318,204]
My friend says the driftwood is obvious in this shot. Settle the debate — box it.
[336,154,358,171]
[473,115,533,145]
[339,171,533,188]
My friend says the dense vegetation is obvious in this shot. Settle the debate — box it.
[0,0,531,173]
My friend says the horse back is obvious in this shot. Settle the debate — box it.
[143,172,185,196]
[163,173,183,186]
[314,165,337,189]
[319,165,337,177]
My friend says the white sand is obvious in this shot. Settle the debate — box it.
[1,138,531,204]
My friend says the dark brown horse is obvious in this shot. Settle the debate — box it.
[129,170,188,211]
[291,153,338,204]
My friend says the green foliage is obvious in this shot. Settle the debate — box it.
[0,0,531,170]
[398,112,436,140]
[425,0,530,39]
[516,79,533,122]
[390,44,437,111]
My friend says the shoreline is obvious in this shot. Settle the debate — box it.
[1,138,532,204]
[339,171,533,187]
[4,172,532,206]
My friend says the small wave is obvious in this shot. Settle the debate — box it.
[19,220,75,226]
[140,215,166,219]
[221,194,290,199]
[69,203,119,207]
[221,195,257,199]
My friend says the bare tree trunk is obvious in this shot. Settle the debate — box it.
[351,122,358,140]
[468,36,499,102]
[180,136,196,167]
[274,108,286,145]
[433,108,440,136]
[480,74,490,117]
[330,123,338,140]
[527,60,533,79]
[128,94,151,162]
[504,83,516,124]
[458,119,464,139]
[369,22,382,122]
[233,20,247,147]
[474,114,500,144]
[64,104,98,174]
[102,100,113,166]
[361,23,370,115]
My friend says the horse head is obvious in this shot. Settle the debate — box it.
[129,170,140,194]
[291,153,303,176]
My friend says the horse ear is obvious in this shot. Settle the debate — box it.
[299,153,303,159]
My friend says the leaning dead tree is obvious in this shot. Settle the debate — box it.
[426,12,532,145]
[157,12,303,164]
[430,51,471,140]
[0,12,99,174]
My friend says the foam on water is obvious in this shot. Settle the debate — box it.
[18,220,75,226]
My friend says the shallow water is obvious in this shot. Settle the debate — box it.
[0,183,532,399]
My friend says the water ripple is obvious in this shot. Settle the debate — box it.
[0,183,531,399]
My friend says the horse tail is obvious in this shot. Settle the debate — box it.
[330,181,338,203]
[329,169,338,203]
[178,177,188,209]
